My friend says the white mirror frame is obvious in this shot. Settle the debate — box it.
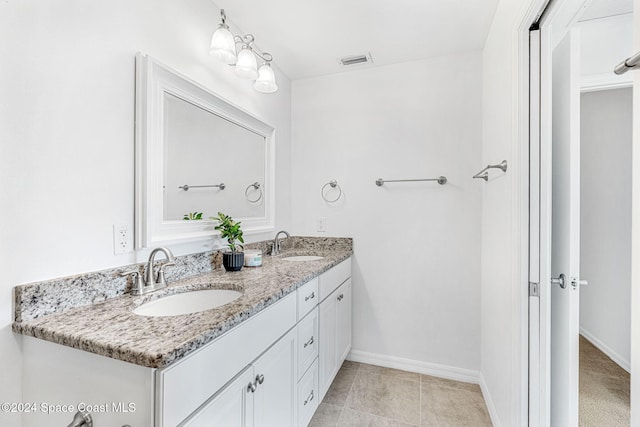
[134,53,275,249]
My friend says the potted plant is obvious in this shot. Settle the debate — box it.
[211,212,244,271]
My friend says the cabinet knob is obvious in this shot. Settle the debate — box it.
[256,374,265,385]
[247,381,257,393]
[337,294,344,301]
[305,291,315,302]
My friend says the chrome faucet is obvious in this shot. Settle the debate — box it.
[120,247,176,295]
[272,230,290,255]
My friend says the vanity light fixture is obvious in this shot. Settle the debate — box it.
[209,9,278,93]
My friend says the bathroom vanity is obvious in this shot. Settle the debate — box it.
[13,240,352,427]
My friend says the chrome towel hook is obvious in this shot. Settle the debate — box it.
[321,180,342,203]
[472,160,507,181]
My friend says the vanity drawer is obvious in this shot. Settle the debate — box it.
[297,307,319,380]
[298,359,319,427]
[157,292,296,427]
[319,257,351,301]
[297,277,319,320]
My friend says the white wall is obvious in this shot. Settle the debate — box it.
[0,1,291,425]
[579,88,632,371]
[291,53,483,376]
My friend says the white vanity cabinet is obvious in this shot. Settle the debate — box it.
[20,257,352,427]
[318,260,352,401]
[183,327,297,427]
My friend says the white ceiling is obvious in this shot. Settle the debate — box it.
[214,0,500,80]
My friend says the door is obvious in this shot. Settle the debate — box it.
[318,289,337,401]
[550,27,581,427]
[336,279,352,363]
[253,328,297,427]
[182,366,255,427]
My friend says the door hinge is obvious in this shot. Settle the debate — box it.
[529,282,540,297]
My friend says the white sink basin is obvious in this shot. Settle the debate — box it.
[133,289,242,317]
[281,255,324,262]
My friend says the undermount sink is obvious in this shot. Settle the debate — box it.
[133,289,242,317]
[281,255,324,262]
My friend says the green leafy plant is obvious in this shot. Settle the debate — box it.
[183,212,203,220]
[211,212,244,252]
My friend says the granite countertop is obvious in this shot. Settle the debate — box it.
[12,248,351,369]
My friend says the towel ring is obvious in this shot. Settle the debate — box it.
[321,180,342,203]
[245,182,263,203]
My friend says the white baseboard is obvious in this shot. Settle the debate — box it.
[479,373,500,427]
[346,349,480,384]
[579,327,630,373]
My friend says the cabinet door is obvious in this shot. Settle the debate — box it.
[253,328,297,427]
[182,366,254,427]
[318,290,338,401]
[336,279,352,363]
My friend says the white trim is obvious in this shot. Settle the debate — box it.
[581,73,633,93]
[579,328,631,373]
[346,350,479,384]
[480,373,502,427]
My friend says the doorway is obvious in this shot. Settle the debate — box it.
[528,0,634,425]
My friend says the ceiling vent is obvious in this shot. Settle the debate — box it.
[338,53,374,67]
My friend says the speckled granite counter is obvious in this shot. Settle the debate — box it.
[12,239,352,369]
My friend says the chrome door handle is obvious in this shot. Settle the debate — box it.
[551,273,567,289]
[303,390,314,406]
[571,277,588,288]
[303,336,314,348]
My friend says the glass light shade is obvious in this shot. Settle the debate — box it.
[235,47,259,79]
[210,25,237,64]
[254,64,278,93]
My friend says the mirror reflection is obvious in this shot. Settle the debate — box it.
[163,93,266,221]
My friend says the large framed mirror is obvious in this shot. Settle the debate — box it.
[135,53,275,249]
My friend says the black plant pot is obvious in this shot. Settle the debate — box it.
[223,252,244,272]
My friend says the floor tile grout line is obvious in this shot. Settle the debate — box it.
[335,361,359,426]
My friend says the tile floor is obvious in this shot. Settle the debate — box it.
[309,361,492,426]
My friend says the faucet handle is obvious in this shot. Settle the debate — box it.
[155,261,175,285]
[120,270,145,294]
[120,269,141,278]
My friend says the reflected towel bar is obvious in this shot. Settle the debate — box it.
[178,183,226,191]
[375,176,447,186]
[473,160,508,181]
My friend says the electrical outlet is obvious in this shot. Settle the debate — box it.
[113,224,133,254]
[317,217,327,233]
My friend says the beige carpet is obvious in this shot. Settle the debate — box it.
[579,335,630,427]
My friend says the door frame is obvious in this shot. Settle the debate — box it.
[521,0,589,425]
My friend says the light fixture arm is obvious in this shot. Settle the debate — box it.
[232,34,273,63]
